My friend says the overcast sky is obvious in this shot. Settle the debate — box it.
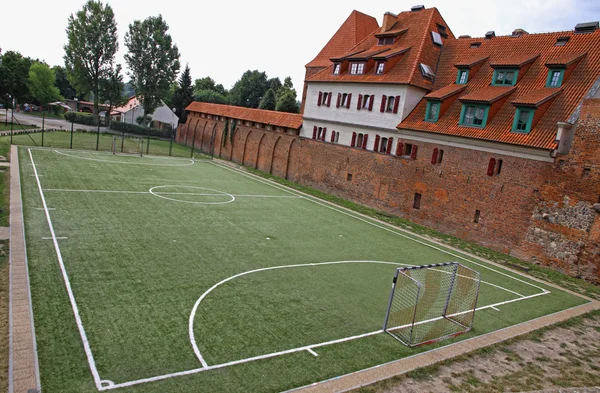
[2,0,598,93]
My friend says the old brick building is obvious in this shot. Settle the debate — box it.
[179,7,600,282]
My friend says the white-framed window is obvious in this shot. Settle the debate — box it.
[350,62,365,75]
[376,62,385,74]
[380,137,389,153]
[356,133,364,148]
[386,96,396,112]
[363,94,371,109]
[333,63,341,75]
[322,92,329,104]
[341,93,349,107]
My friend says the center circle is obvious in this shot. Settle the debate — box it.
[149,185,235,205]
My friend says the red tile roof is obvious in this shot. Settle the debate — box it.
[454,55,488,68]
[511,88,562,106]
[307,8,455,90]
[545,52,586,67]
[425,84,467,100]
[186,102,303,130]
[489,53,539,67]
[343,47,390,60]
[400,29,600,149]
[373,46,412,59]
[459,86,516,103]
[305,11,379,69]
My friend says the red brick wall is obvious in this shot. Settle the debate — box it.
[179,99,600,282]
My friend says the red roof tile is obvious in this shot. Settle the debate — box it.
[454,55,488,68]
[425,84,467,100]
[186,103,303,130]
[400,29,600,149]
[375,28,408,38]
[545,52,587,67]
[489,53,539,67]
[511,88,562,106]
[459,86,516,103]
[306,11,379,68]
[343,47,391,60]
[307,8,455,89]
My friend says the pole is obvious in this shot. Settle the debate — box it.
[190,124,198,158]
[10,107,14,145]
[121,130,125,153]
[146,135,150,155]
[41,110,45,147]
[169,139,173,156]
[70,116,74,149]
[96,119,100,151]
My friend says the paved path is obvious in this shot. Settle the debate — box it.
[8,145,41,393]
[6,112,108,132]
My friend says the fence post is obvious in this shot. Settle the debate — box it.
[190,125,197,158]
[169,139,173,156]
[10,108,13,145]
[41,110,45,147]
[121,130,125,153]
[96,121,100,151]
[70,116,74,149]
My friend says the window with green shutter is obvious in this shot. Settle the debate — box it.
[546,69,564,87]
[425,101,440,122]
[459,104,489,127]
[511,107,535,133]
[492,69,518,86]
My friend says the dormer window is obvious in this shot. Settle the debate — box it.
[376,62,385,75]
[378,37,394,45]
[460,104,489,127]
[456,69,469,84]
[512,107,534,133]
[437,24,448,38]
[425,101,440,122]
[333,63,341,75]
[555,37,570,46]
[419,63,435,79]
[350,62,365,75]
[546,69,564,87]
[492,69,518,86]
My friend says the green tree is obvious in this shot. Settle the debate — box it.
[64,0,118,124]
[173,64,194,123]
[194,89,228,105]
[193,76,227,96]
[125,15,180,126]
[52,65,77,100]
[28,62,62,111]
[268,77,282,94]
[0,51,33,107]
[100,64,126,125]
[229,70,268,108]
[275,89,299,113]
[258,88,276,110]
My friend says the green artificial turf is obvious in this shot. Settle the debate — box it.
[18,147,589,393]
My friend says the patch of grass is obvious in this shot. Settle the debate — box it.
[0,123,39,132]
[20,111,65,120]
[243,166,600,300]
[406,364,440,381]
[0,240,9,393]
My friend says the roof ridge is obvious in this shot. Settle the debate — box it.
[407,8,437,86]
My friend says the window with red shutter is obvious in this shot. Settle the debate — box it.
[330,131,335,142]
[380,95,387,112]
[322,127,327,141]
[346,94,352,109]
[410,145,418,160]
[362,134,369,149]
[374,135,380,151]
[487,158,496,176]
[387,137,393,154]
[313,126,317,139]
[393,95,400,114]
[318,92,323,106]
[396,142,404,156]
[327,92,332,107]
[431,148,439,164]
[336,93,341,108]
[357,94,363,110]
[351,132,357,147]
[369,95,374,111]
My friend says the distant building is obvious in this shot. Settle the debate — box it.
[112,96,179,129]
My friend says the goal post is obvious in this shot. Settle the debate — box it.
[383,262,480,347]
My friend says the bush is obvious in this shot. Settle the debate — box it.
[64,111,105,126]
[109,121,172,138]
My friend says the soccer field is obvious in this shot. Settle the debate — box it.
[18,147,588,392]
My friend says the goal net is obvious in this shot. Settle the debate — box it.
[383,262,480,347]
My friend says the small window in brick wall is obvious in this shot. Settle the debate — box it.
[487,158,503,176]
[474,210,481,223]
[413,193,422,209]
[583,167,591,178]
[431,148,444,164]
[347,173,353,181]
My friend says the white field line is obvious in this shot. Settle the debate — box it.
[491,306,501,311]
[42,237,68,240]
[211,162,550,295]
[41,188,301,199]
[28,149,104,391]
[188,260,527,368]
[53,149,195,167]
[106,275,545,391]
[307,348,319,357]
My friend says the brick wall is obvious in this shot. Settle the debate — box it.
[179,98,600,282]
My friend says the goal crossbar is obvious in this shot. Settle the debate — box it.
[383,262,480,347]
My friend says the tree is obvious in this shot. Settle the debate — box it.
[64,0,118,125]
[194,89,228,105]
[193,76,227,96]
[268,77,282,94]
[125,15,180,126]
[0,51,33,107]
[28,62,62,111]
[52,66,77,100]
[172,64,194,123]
[259,88,276,110]
[100,64,126,125]
[275,89,299,113]
[229,70,268,108]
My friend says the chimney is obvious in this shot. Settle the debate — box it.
[458,35,472,39]
[511,28,529,37]
[382,12,397,32]
[574,21,599,34]
[411,5,425,12]
[485,31,495,39]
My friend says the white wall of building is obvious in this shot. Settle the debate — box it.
[152,105,179,129]
[302,82,427,141]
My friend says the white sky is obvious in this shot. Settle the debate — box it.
[1,0,598,93]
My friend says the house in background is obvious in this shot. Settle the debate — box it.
[112,96,179,129]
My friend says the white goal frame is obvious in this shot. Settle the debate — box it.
[383,262,481,347]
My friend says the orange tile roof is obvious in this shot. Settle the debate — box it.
[511,88,562,106]
[375,28,408,38]
[454,55,488,68]
[186,102,303,130]
[400,28,600,150]
[306,10,379,69]
[425,84,467,100]
[545,52,587,67]
[459,86,516,103]
[343,47,390,60]
[307,8,455,90]
[489,53,539,67]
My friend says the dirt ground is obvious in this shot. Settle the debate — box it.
[353,312,600,393]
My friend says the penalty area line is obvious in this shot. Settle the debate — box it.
[307,348,319,357]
